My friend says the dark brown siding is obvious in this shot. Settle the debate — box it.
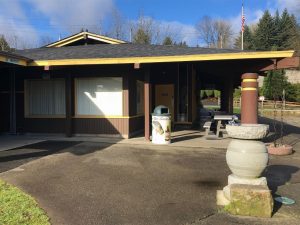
[23,118,66,133]
[129,116,144,137]
[72,118,129,137]
[8,65,150,137]
[0,68,11,132]
[0,93,10,132]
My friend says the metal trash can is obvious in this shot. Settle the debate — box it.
[152,105,171,144]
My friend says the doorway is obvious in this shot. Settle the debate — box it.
[155,84,174,121]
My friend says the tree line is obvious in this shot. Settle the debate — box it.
[239,9,300,102]
[1,8,299,50]
[234,9,299,51]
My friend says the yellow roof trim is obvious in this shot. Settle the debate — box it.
[53,36,84,48]
[87,33,125,44]
[29,50,296,66]
[0,55,28,66]
[46,31,125,47]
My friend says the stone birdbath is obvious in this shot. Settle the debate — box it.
[217,123,274,218]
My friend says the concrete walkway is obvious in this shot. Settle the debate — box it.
[0,130,231,152]
[0,141,300,225]
[0,135,46,151]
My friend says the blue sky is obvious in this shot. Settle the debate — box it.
[0,0,299,48]
[117,0,261,23]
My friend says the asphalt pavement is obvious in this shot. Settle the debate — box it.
[0,141,299,225]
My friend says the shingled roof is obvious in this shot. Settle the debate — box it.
[16,44,242,61]
[0,50,32,66]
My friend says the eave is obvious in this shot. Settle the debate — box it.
[29,50,297,66]
[0,51,30,66]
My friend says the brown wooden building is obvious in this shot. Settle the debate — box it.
[0,32,299,139]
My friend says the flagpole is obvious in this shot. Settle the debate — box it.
[241,2,244,50]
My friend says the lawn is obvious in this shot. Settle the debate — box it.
[0,179,50,225]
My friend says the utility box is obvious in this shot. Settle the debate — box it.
[152,105,171,144]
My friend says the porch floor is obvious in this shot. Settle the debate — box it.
[0,130,231,152]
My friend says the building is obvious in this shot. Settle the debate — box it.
[0,31,299,139]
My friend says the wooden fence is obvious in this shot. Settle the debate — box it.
[233,99,300,110]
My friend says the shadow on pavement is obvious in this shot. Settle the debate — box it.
[259,116,300,146]
[0,140,115,173]
[172,134,204,143]
[262,165,299,215]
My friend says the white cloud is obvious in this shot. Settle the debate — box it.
[1,0,298,49]
[129,17,199,46]
[0,1,39,49]
[158,20,199,46]
[0,0,115,49]
[28,0,115,33]
[276,0,300,18]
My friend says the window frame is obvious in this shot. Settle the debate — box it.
[74,77,124,118]
[24,79,66,118]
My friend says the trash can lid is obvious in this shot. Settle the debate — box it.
[152,105,170,116]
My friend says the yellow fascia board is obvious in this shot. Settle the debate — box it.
[30,50,296,66]
[49,36,84,48]
[46,33,84,47]
[87,33,126,44]
[47,31,125,47]
[0,55,27,66]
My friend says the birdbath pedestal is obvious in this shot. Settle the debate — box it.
[217,124,274,217]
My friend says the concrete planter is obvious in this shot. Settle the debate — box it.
[267,144,293,156]
[226,139,268,178]
[226,124,269,140]
[226,124,269,179]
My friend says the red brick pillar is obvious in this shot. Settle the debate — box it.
[241,73,258,124]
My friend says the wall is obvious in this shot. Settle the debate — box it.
[11,65,144,138]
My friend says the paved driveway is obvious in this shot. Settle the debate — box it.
[0,141,300,225]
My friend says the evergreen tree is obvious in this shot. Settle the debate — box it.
[236,9,300,51]
[286,14,300,50]
[253,10,276,50]
[278,9,298,49]
[0,35,10,51]
[272,10,281,49]
[234,25,255,50]
[174,41,188,47]
[162,36,173,45]
[262,70,288,100]
[133,28,151,44]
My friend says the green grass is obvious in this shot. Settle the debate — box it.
[233,107,241,114]
[0,179,50,225]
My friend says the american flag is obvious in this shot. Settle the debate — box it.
[241,4,245,32]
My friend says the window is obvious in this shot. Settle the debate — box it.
[136,80,144,115]
[25,79,66,117]
[76,77,123,116]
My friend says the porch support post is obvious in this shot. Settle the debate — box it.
[220,77,234,114]
[144,69,151,141]
[123,74,130,138]
[65,74,72,137]
[9,68,16,134]
[241,73,258,124]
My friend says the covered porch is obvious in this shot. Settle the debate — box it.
[0,46,299,140]
[142,55,299,141]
